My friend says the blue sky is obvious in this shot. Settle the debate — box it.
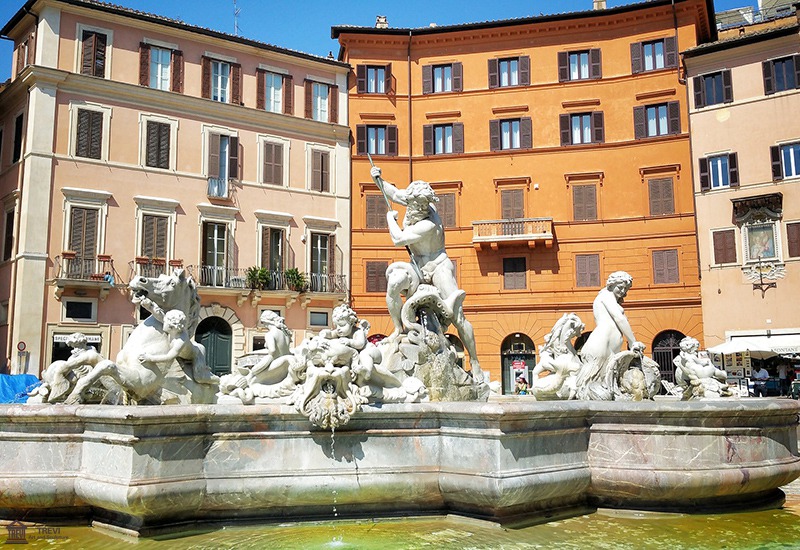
[0,0,754,81]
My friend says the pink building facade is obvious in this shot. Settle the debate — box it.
[0,0,351,375]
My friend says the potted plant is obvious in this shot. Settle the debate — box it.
[284,267,308,292]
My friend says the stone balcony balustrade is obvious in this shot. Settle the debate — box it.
[472,217,554,250]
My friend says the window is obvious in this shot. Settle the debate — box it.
[141,214,168,260]
[356,64,392,94]
[560,112,604,145]
[634,102,680,139]
[212,60,229,102]
[145,121,170,169]
[257,69,293,114]
[693,70,732,108]
[309,232,335,292]
[422,63,463,94]
[3,207,14,261]
[74,109,102,159]
[260,226,284,275]
[501,188,524,220]
[488,56,530,88]
[503,257,526,290]
[712,229,737,265]
[423,123,463,155]
[207,133,239,198]
[356,125,398,156]
[772,142,800,180]
[12,114,23,163]
[787,222,800,258]
[437,193,456,228]
[699,153,739,190]
[202,221,228,286]
[15,32,34,76]
[139,42,183,93]
[201,56,241,104]
[310,150,330,192]
[648,178,674,216]
[489,118,532,151]
[763,55,800,95]
[149,47,170,90]
[558,49,601,82]
[63,298,97,323]
[366,261,388,293]
[631,37,677,74]
[576,254,600,287]
[305,81,339,123]
[572,184,597,221]
[744,223,778,262]
[652,249,679,284]
[366,195,388,229]
[309,311,329,327]
[262,141,283,185]
[80,30,108,77]
[67,206,99,278]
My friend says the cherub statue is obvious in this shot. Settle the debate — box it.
[29,333,112,403]
[530,313,585,400]
[673,336,733,400]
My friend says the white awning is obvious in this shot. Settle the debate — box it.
[707,334,800,357]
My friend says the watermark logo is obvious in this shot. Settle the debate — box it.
[4,522,69,545]
[4,521,27,545]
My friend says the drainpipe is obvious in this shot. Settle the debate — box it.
[407,30,413,182]
[671,0,685,84]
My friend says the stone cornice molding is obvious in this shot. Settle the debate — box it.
[61,187,113,202]
[133,195,180,210]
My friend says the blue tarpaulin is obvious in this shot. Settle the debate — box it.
[0,374,40,403]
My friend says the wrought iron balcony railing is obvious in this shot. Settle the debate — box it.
[185,265,347,295]
[55,252,114,281]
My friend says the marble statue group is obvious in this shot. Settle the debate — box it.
[28,165,732,424]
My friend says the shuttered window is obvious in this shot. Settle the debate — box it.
[631,37,677,74]
[12,114,23,163]
[356,125,398,156]
[305,81,337,122]
[489,118,532,151]
[700,153,739,190]
[366,195,388,229]
[503,257,526,290]
[366,261,389,293]
[145,121,170,169]
[3,209,14,261]
[75,109,103,160]
[572,184,597,221]
[261,226,284,271]
[560,112,604,145]
[558,49,602,81]
[575,254,600,287]
[141,214,168,259]
[648,178,675,216]
[634,101,680,139]
[69,207,98,259]
[489,56,529,88]
[787,223,800,258]
[437,193,456,228]
[311,150,329,192]
[422,62,463,94]
[652,249,679,284]
[262,141,283,185]
[501,189,524,219]
[356,64,392,94]
[693,70,732,108]
[712,229,737,265]
[763,55,800,95]
[81,30,107,77]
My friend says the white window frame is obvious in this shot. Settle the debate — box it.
[646,104,668,137]
[201,123,238,177]
[708,154,730,189]
[433,64,452,93]
[500,119,521,150]
[139,113,179,171]
[67,102,112,161]
[255,210,292,270]
[498,58,519,87]
[257,135,290,187]
[312,82,329,122]
[742,221,781,264]
[149,45,171,91]
[305,143,336,193]
[264,71,283,113]
[780,142,800,179]
[302,215,338,277]
[643,39,665,71]
[434,124,453,154]
[197,203,238,271]
[569,51,590,80]
[367,126,386,155]
[571,113,592,144]
[74,23,114,78]
[366,66,385,94]
[62,297,98,323]
[211,59,231,103]
[307,308,332,330]
[134,195,178,266]
[60,187,112,254]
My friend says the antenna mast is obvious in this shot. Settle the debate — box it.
[233,0,241,35]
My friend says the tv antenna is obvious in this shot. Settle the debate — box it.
[233,0,241,35]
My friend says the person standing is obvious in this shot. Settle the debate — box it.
[752,365,769,397]
[777,362,789,397]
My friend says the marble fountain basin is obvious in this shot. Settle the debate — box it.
[0,399,797,536]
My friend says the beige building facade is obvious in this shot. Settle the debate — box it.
[0,0,351,375]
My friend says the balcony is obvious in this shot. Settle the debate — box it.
[207,178,230,200]
[54,252,115,300]
[472,218,554,250]
[129,257,184,280]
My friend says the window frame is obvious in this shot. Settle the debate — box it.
[786,221,800,258]
[779,142,800,179]
[133,195,178,268]
[306,144,335,193]
[264,70,283,113]
[647,177,675,217]
[308,309,332,330]
[139,113,178,171]
[365,260,389,293]
[356,64,392,95]
[62,297,98,324]
[75,23,113,79]
[148,45,171,91]
[575,253,601,288]
[631,37,677,74]
[68,102,112,161]
[742,221,781,264]
[60,187,111,258]
[634,101,680,139]
[502,256,527,290]
[257,135,290,187]
[693,70,732,109]
[202,124,239,198]
[488,56,529,88]
[763,55,800,95]
[572,183,598,222]
[652,248,680,285]
[312,82,329,122]
[711,228,737,266]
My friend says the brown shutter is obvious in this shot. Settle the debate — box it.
[356,125,367,155]
[158,122,170,168]
[649,178,663,216]
[588,254,600,286]
[585,185,597,220]
[171,50,184,93]
[201,56,211,99]
[142,214,155,257]
[488,58,499,88]
[520,117,532,149]
[699,157,710,190]
[722,69,732,103]
[311,150,321,191]
[770,145,783,181]
[664,36,678,68]
[423,124,434,156]
[649,178,673,216]
[356,65,366,93]
[260,226,271,268]
[208,133,220,178]
[283,74,293,114]
[26,32,35,66]
[15,43,24,75]
[422,64,433,94]
[787,223,800,258]
[501,189,524,219]
[438,193,456,228]
[366,261,388,293]
[81,31,95,75]
[577,254,600,287]
[139,42,150,86]
[146,120,159,167]
[263,141,273,184]
[666,249,679,283]
[384,63,392,93]
[366,195,388,229]
[329,85,338,123]
[713,230,736,264]
[590,48,602,79]
[94,32,106,77]
[228,136,239,179]
[231,63,242,105]
[633,106,646,139]
[557,51,569,82]
[668,101,681,134]
[794,55,800,89]
[693,76,705,109]
[304,79,313,118]
[489,119,500,151]
[76,109,90,157]
[763,61,774,95]
[452,62,463,92]
[652,250,666,284]
[630,42,643,74]
[256,68,266,110]
[387,125,398,156]
[728,153,739,187]
[591,111,604,143]
[77,110,102,160]
[89,110,103,159]
[452,123,464,154]
[322,152,329,192]
[519,55,530,86]
[70,207,97,259]
[559,114,571,146]
[576,254,588,287]
[327,234,336,275]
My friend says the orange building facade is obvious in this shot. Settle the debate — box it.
[335,0,714,393]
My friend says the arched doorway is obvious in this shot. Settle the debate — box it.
[445,334,465,370]
[196,316,233,376]
[500,333,536,395]
[652,330,686,388]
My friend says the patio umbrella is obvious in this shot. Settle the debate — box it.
[706,339,778,360]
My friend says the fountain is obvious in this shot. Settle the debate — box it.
[0,167,798,538]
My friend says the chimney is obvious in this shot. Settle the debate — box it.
[375,15,388,29]
[593,0,606,9]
